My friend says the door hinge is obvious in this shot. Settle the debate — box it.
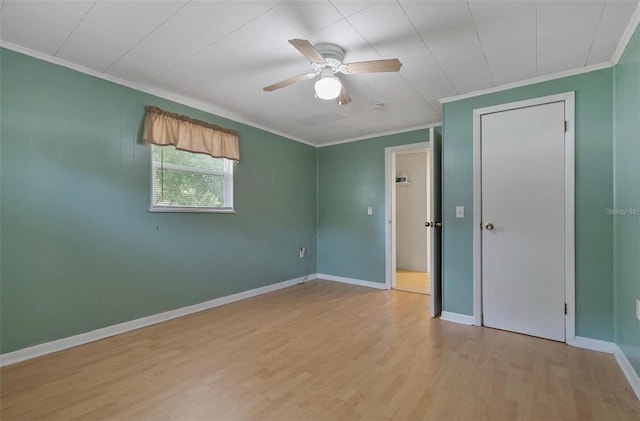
[564,120,568,132]
[564,303,567,315]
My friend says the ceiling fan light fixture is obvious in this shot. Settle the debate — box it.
[263,39,401,105]
[314,75,342,100]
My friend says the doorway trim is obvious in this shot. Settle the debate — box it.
[384,141,430,289]
[472,92,575,340]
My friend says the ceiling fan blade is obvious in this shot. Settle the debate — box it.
[337,85,351,106]
[345,58,402,74]
[288,38,326,64]
[263,72,317,92]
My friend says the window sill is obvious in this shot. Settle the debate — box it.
[148,207,236,214]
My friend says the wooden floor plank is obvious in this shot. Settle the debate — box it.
[395,270,430,295]
[1,280,638,420]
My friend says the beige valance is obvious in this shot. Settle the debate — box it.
[143,106,240,161]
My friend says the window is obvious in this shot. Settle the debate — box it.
[150,145,234,212]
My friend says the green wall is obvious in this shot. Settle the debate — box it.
[2,31,638,357]
[442,69,615,341]
[317,130,428,282]
[0,49,317,354]
[613,26,640,375]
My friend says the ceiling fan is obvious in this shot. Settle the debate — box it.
[263,39,402,105]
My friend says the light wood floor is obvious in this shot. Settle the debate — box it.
[396,269,430,294]
[1,280,638,420]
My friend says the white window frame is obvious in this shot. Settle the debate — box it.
[149,146,235,213]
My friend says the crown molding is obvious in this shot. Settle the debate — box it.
[6,9,637,146]
[439,3,640,104]
[612,2,640,65]
[0,41,443,148]
[440,4,640,107]
[440,61,613,104]
[0,40,317,147]
[316,122,441,148]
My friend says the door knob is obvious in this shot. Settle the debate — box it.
[434,222,442,228]
[484,223,494,230]
[425,222,431,227]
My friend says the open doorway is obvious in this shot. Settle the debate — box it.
[394,149,430,295]
[385,127,442,317]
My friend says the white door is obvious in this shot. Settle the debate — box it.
[481,101,566,341]
[430,128,442,317]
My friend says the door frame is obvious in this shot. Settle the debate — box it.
[384,141,430,290]
[472,92,576,341]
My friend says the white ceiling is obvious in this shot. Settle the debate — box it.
[1,0,638,145]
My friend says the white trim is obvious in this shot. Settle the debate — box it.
[384,142,431,154]
[316,273,388,290]
[0,276,306,367]
[148,207,236,214]
[317,122,442,148]
[384,142,431,290]
[440,62,611,104]
[566,336,640,400]
[395,147,428,156]
[439,311,475,326]
[564,94,577,341]
[0,40,443,148]
[567,336,617,353]
[472,92,576,340]
[385,149,394,290]
[0,41,315,147]
[614,345,640,400]
[612,2,640,65]
[473,110,483,327]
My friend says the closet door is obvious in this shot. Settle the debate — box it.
[481,101,566,341]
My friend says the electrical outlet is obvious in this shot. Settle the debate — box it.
[299,247,306,258]
[367,206,373,216]
[636,299,640,321]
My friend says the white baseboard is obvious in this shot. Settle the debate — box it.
[316,273,389,290]
[439,311,475,325]
[567,336,617,353]
[0,276,306,367]
[614,344,640,400]
[566,336,639,400]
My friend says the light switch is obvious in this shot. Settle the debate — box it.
[367,206,373,216]
[456,206,465,218]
